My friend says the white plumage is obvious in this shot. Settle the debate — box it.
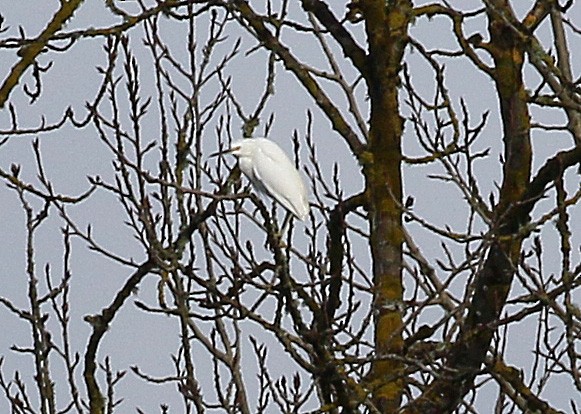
[220,137,309,221]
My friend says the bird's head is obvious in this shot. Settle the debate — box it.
[210,139,253,158]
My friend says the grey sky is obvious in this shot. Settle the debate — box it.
[0,1,580,412]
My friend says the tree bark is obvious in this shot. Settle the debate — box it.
[402,3,534,411]
[360,0,412,411]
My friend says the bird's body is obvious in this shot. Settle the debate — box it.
[221,138,309,221]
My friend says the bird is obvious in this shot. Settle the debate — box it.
[212,137,309,222]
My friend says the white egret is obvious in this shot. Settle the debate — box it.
[213,137,309,222]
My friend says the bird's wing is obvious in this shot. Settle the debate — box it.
[251,144,308,220]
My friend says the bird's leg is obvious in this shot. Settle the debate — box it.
[280,211,292,236]
[266,212,291,250]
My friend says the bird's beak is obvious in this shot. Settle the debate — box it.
[209,145,240,158]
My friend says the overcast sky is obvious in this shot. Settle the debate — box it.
[0,1,580,412]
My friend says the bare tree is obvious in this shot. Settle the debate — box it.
[0,1,579,413]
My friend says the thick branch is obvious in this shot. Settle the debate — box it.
[325,192,366,323]
[83,260,155,414]
[0,0,85,108]
[487,357,566,414]
[402,3,538,411]
[522,0,555,31]
[300,0,368,78]
[549,6,581,145]
[518,145,581,220]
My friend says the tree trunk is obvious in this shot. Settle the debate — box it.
[361,0,412,411]
[402,3,533,411]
